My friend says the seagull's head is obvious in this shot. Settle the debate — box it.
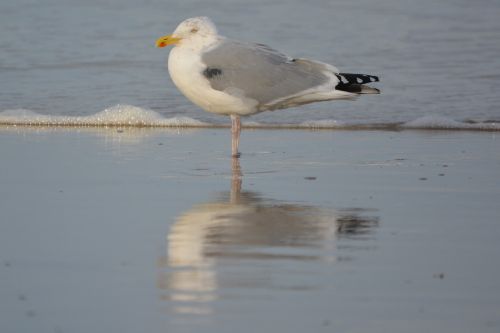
[156,17,218,48]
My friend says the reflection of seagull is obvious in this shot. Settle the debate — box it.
[158,159,379,312]
[168,159,344,262]
[156,16,380,157]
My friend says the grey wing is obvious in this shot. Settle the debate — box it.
[201,40,331,106]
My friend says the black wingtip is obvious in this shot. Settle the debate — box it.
[335,73,380,94]
[337,73,380,84]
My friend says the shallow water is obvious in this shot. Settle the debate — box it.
[1,0,500,128]
[1,128,499,333]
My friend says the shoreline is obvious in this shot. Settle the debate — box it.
[1,106,499,131]
[1,123,500,132]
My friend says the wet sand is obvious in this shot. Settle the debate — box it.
[1,128,499,333]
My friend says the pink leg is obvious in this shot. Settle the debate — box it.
[231,115,241,158]
[230,157,242,203]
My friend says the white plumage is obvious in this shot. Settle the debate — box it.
[156,16,380,157]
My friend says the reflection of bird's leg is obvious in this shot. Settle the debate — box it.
[230,114,241,158]
[230,157,242,204]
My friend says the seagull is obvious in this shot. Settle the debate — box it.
[156,16,380,158]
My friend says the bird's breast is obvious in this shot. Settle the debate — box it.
[167,46,259,116]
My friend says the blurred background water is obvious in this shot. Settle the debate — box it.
[1,0,500,126]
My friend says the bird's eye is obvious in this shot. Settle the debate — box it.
[190,28,199,33]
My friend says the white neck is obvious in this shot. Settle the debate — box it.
[177,35,222,53]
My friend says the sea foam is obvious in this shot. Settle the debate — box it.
[402,115,500,130]
[0,105,207,127]
[298,119,345,129]
[1,106,499,131]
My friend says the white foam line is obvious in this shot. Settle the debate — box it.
[0,105,209,128]
[1,106,499,131]
[402,115,500,130]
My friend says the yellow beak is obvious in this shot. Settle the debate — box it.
[155,34,181,48]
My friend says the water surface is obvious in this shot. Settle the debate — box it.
[1,0,499,127]
[1,128,499,332]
